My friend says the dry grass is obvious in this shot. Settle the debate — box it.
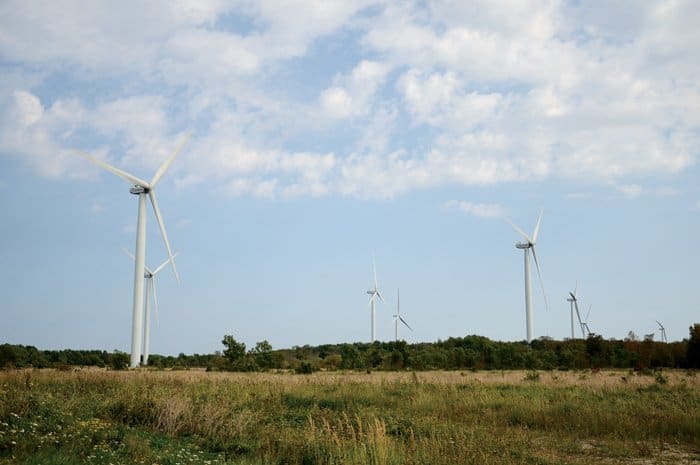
[1,368,699,464]
[64,366,700,390]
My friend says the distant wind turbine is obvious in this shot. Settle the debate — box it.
[507,209,548,343]
[393,288,412,342]
[567,283,585,339]
[656,320,668,343]
[74,133,189,368]
[366,259,384,342]
[123,248,178,365]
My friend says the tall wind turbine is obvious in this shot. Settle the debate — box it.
[567,283,584,339]
[366,259,384,342]
[656,320,668,343]
[75,134,189,368]
[507,209,548,343]
[123,249,178,365]
[393,288,412,342]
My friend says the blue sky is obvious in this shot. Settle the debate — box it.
[1,1,699,355]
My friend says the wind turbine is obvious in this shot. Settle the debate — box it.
[366,259,384,342]
[656,320,668,343]
[567,283,585,339]
[123,249,178,365]
[393,288,412,342]
[507,209,548,343]
[74,134,189,368]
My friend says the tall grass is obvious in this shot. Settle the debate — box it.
[1,369,698,464]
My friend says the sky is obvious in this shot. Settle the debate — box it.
[1,0,699,355]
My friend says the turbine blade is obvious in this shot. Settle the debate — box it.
[531,246,548,310]
[151,278,159,325]
[122,247,153,274]
[150,132,191,187]
[573,301,582,325]
[505,218,531,243]
[148,190,179,282]
[569,291,576,300]
[377,290,385,303]
[585,305,591,323]
[153,252,179,275]
[373,257,378,289]
[532,208,543,243]
[122,247,136,262]
[397,288,400,314]
[573,280,578,298]
[369,294,376,306]
[399,316,413,331]
[73,150,150,187]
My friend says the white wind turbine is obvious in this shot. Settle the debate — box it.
[74,134,189,368]
[123,249,178,365]
[366,259,384,342]
[393,288,412,342]
[656,320,668,343]
[507,209,548,343]
[567,283,585,339]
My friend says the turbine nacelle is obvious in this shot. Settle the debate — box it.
[129,185,150,195]
[515,242,532,249]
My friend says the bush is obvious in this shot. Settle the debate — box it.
[295,362,316,374]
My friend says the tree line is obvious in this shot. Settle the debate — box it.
[3,324,699,371]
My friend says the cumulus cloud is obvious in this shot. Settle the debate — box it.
[443,200,506,219]
[0,1,698,199]
[319,60,390,119]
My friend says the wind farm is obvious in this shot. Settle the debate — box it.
[1,2,700,464]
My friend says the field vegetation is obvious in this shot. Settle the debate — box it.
[3,322,700,372]
[1,369,699,464]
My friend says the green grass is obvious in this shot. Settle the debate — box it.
[1,370,698,464]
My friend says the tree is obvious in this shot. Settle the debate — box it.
[108,351,129,370]
[252,340,273,369]
[687,324,700,368]
[222,335,246,364]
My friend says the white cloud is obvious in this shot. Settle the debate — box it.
[0,91,89,178]
[1,1,699,199]
[444,200,506,219]
[616,184,643,199]
[319,60,390,119]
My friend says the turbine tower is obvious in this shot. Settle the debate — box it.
[656,320,668,343]
[123,249,177,365]
[393,288,412,342]
[75,134,189,368]
[366,259,384,342]
[507,209,548,343]
[567,283,584,339]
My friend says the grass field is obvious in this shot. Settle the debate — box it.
[1,369,699,464]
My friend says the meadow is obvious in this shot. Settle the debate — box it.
[1,369,698,464]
